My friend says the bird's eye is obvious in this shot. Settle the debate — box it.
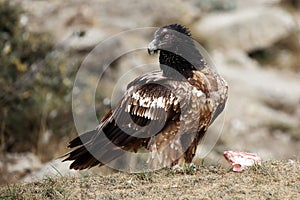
[164,34,170,39]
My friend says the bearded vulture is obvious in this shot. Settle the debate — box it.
[63,24,228,171]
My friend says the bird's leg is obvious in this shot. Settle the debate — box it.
[170,162,197,174]
[184,163,197,174]
[171,164,182,172]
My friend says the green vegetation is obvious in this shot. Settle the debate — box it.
[0,1,76,158]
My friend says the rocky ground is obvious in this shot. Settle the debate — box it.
[2,0,300,184]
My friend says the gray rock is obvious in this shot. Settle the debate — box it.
[191,0,238,12]
[22,159,78,182]
[58,28,109,51]
[1,153,41,174]
[209,49,300,160]
[95,0,198,28]
[194,7,296,51]
[234,0,281,8]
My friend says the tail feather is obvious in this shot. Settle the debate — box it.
[63,133,105,170]
[63,146,88,161]
[62,121,142,170]
[67,130,96,148]
[68,150,101,170]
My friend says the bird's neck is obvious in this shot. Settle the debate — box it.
[159,45,205,79]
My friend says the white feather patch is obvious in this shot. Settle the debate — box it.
[127,104,131,112]
[157,97,164,108]
[170,143,174,149]
[192,87,203,97]
[132,92,140,100]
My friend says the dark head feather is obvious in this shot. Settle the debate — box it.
[163,24,191,37]
[148,24,205,78]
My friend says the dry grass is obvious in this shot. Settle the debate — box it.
[0,160,299,199]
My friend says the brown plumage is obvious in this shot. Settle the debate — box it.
[62,24,228,170]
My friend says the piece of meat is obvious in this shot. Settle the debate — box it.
[224,151,261,172]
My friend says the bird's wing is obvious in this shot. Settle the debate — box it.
[105,81,181,146]
[63,71,182,169]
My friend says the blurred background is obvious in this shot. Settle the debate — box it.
[0,0,299,184]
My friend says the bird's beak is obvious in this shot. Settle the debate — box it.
[147,39,158,55]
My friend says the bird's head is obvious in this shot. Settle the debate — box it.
[148,24,192,55]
